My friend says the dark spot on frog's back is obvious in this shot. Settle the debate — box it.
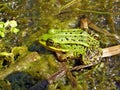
[65,37,69,41]
[60,39,63,41]
[71,39,75,41]
[75,44,78,46]
[74,35,77,38]
[79,32,83,34]
[78,39,83,42]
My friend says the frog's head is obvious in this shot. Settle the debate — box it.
[39,30,67,52]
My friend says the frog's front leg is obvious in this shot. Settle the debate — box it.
[55,52,74,62]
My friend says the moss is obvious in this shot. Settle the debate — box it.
[0,80,11,90]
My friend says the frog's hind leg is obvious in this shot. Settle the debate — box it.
[66,67,77,88]
[61,62,77,88]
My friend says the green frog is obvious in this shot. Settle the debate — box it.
[39,28,103,87]
[39,29,102,67]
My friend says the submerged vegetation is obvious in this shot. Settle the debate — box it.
[0,0,119,90]
[0,20,19,37]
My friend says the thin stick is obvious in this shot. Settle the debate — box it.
[47,66,66,84]
[59,0,80,13]
[75,9,111,15]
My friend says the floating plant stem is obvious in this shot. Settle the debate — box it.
[59,0,81,13]
[74,9,111,15]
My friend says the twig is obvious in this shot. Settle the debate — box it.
[102,45,120,57]
[47,65,66,84]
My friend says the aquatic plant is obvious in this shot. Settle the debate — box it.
[0,20,19,37]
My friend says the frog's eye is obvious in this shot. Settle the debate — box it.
[46,39,54,46]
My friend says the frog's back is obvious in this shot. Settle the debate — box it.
[48,29,100,48]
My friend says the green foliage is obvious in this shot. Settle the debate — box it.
[0,20,20,37]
